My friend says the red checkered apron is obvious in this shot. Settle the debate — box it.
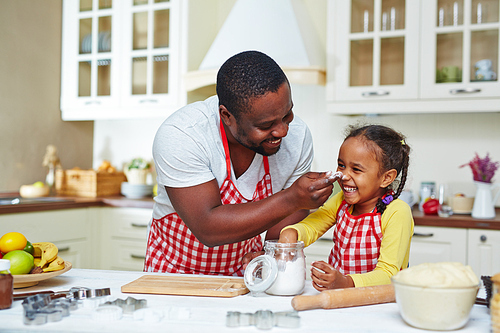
[144,119,272,276]
[328,200,383,275]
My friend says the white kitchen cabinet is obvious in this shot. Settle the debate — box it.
[60,0,186,120]
[409,226,468,266]
[329,0,420,102]
[99,207,151,271]
[327,0,500,114]
[467,228,500,278]
[0,209,95,269]
[420,0,500,101]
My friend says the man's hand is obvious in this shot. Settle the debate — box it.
[310,261,355,290]
[287,171,338,210]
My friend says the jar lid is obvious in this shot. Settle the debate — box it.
[243,255,278,293]
[0,259,11,270]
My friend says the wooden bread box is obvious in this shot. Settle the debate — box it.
[55,169,126,197]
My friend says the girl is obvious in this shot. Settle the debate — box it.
[279,124,414,290]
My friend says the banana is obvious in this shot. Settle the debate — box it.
[42,256,65,272]
[32,242,58,267]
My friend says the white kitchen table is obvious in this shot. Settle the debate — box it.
[1,269,492,333]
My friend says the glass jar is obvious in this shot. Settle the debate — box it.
[0,259,13,310]
[244,241,306,296]
[491,273,500,333]
[419,181,436,211]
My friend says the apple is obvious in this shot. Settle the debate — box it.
[3,250,34,274]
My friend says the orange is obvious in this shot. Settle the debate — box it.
[0,232,28,254]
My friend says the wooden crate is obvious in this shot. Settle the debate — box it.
[55,169,126,197]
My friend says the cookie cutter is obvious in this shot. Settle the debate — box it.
[101,296,147,314]
[68,286,111,300]
[21,286,111,325]
[22,294,78,326]
[226,310,300,329]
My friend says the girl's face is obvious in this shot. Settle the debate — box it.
[337,137,395,215]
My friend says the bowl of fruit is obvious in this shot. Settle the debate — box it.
[19,181,50,198]
[0,232,71,288]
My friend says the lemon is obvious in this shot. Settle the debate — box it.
[33,181,46,187]
[0,232,28,254]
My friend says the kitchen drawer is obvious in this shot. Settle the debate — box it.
[105,239,147,271]
[0,209,91,243]
[54,239,92,269]
[103,207,151,240]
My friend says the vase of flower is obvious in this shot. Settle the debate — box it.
[461,153,499,219]
[471,181,500,219]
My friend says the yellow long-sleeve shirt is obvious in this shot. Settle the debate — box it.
[282,192,414,287]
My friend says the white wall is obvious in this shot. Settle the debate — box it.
[94,83,500,205]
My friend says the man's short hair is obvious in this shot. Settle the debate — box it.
[216,50,288,120]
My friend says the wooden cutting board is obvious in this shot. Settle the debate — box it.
[121,275,249,298]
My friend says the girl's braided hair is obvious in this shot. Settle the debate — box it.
[344,124,411,214]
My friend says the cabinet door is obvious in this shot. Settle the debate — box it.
[468,229,500,278]
[421,0,500,99]
[99,207,151,270]
[61,0,121,119]
[331,0,419,102]
[120,0,183,115]
[409,226,467,266]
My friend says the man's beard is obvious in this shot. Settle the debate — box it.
[235,127,281,157]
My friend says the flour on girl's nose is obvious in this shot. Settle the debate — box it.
[328,171,345,180]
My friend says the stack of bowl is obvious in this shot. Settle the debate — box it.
[120,182,153,199]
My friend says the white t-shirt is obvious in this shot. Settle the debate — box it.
[151,95,314,219]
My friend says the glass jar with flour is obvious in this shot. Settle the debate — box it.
[244,241,306,296]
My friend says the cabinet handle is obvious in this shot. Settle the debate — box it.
[480,235,487,242]
[58,247,70,252]
[130,254,146,260]
[449,88,481,94]
[413,232,434,238]
[131,223,148,228]
[139,99,158,103]
[84,101,102,105]
[362,90,390,97]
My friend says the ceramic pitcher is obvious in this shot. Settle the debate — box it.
[471,181,500,219]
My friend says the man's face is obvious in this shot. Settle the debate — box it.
[232,83,294,156]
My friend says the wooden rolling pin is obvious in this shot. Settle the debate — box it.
[291,284,395,311]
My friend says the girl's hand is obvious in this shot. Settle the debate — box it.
[278,229,298,243]
[310,261,355,290]
[242,251,264,269]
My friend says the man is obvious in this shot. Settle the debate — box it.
[145,51,336,276]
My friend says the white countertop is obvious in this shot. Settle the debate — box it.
[1,269,492,333]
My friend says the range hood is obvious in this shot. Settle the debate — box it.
[185,0,326,91]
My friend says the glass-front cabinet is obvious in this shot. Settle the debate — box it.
[421,0,500,99]
[331,0,420,102]
[61,0,184,120]
[327,0,500,114]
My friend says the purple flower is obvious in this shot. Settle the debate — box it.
[460,153,499,183]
